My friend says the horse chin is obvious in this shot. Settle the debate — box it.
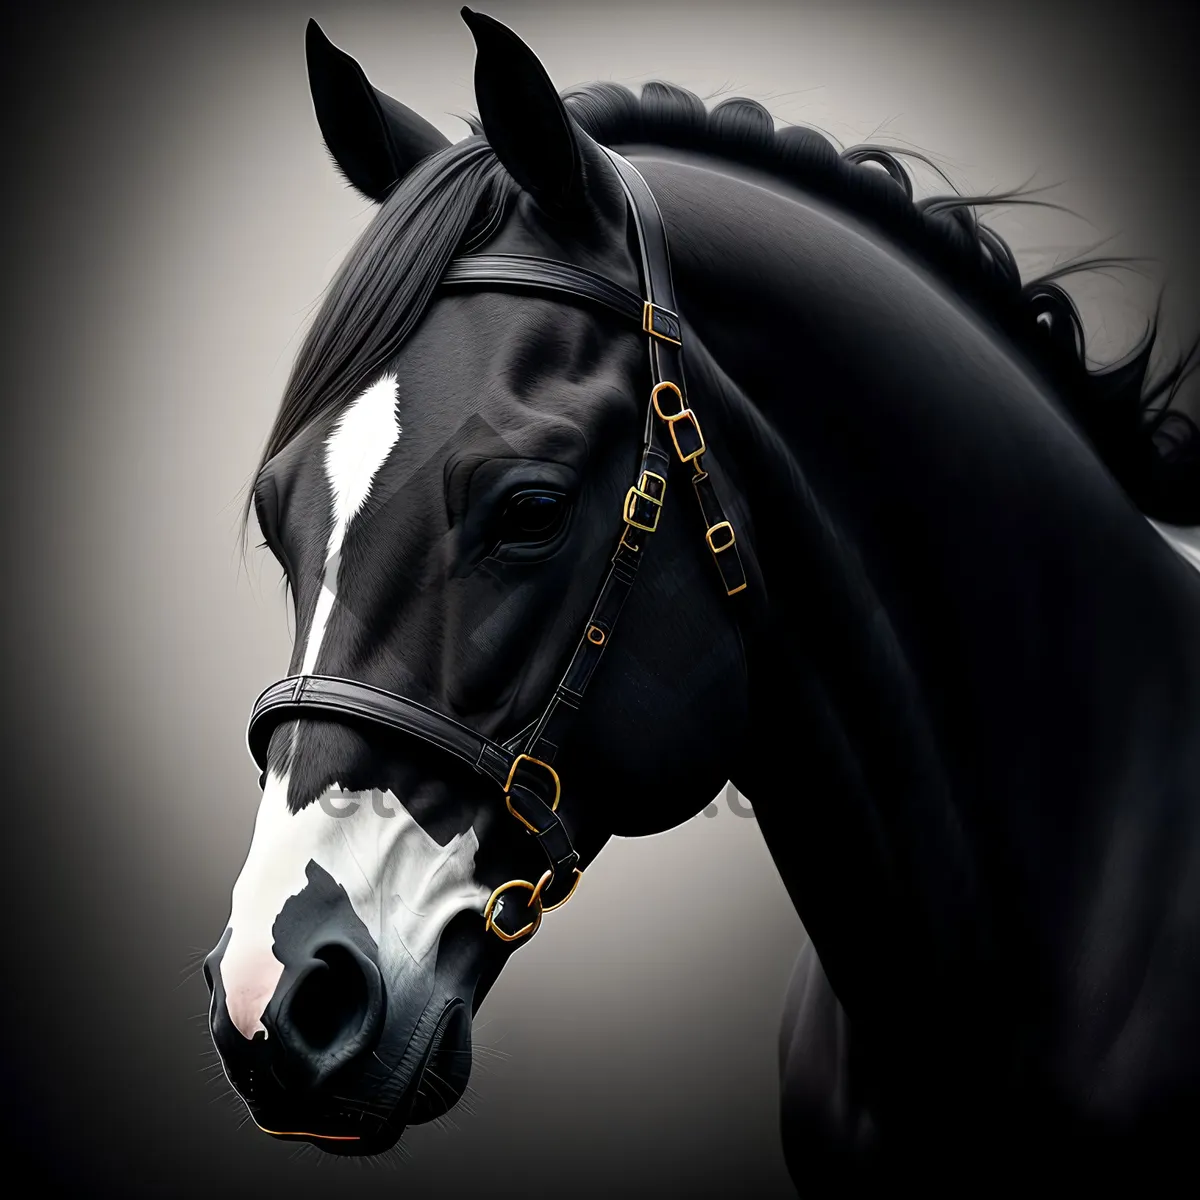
[409,1000,473,1125]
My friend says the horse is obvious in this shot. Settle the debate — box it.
[203,8,1200,1193]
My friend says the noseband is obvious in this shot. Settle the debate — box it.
[246,146,748,942]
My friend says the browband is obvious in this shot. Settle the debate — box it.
[440,254,684,344]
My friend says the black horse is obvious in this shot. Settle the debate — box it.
[204,9,1200,1193]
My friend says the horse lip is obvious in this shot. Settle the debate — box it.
[255,1124,362,1142]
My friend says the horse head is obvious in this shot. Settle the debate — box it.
[204,9,749,1152]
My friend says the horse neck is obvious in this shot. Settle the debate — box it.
[643,152,1200,1010]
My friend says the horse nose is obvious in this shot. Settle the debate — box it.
[205,932,386,1096]
[270,941,386,1090]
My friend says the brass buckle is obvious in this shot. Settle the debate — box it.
[623,470,665,532]
[666,409,706,463]
[651,382,706,463]
[586,624,606,645]
[639,469,667,501]
[706,520,736,553]
[642,301,682,345]
[530,867,584,914]
[504,753,561,833]
[484,879,542,942]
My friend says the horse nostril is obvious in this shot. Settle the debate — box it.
[274,942,385,1088]
[290,945,368,1049]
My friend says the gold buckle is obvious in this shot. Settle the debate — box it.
[530,867,584,914]
[642,301,682,345]
[666,409,706,463]
[706,520,736,553]
[484,879,542,942]
[638,469,666,501]
[586,624,606,645]
[623,479,663,532]
[651,382,706,463]
[504,754,561,833]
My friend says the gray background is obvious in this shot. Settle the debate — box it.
[1,0,1196,1195]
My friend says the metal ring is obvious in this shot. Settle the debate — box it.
[483,879,542,942]
[530,867,584,914]
[650,380,686,420]
[504,754,562,811]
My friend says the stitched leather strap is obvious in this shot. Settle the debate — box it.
[601,148,750,596]
[246,674,514,788]
[247,673,583,892]
[440,253,682,341]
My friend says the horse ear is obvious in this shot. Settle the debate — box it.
[460,7,583,213]
[306,19,450,203]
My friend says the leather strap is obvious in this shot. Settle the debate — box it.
[247,675,581,891]
[246,675,513,789]
[601,148,749,597]
[440,254,683,343]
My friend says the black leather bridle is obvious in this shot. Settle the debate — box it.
[246,146,749,942]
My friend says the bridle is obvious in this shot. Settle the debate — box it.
[246,145,749,942]
[246,147,749,941]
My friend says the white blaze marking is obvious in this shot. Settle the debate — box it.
[219,372,485,1044]
[301,373,401,674]
[221,772,490,1041]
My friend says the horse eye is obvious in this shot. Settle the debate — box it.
[497,490,569,545]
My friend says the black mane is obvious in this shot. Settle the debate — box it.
[253,79,1199,526]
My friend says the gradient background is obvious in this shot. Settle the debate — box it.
[2,0,1197,1195]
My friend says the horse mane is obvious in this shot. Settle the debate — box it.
[250,80,1200,531]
